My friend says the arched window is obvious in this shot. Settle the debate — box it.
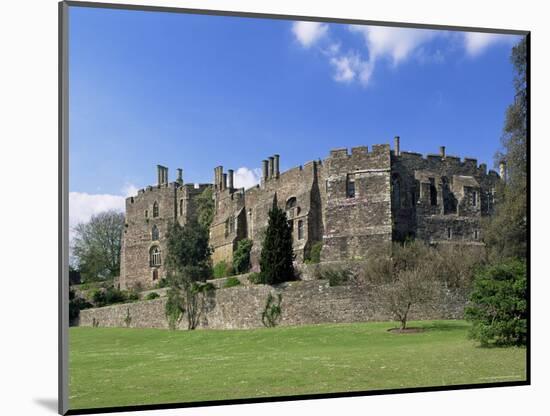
[151,225,159,241]
[285,197,297,210]
[150,246,161,267]
[153,201,159,217]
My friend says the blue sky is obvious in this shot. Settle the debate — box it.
[68,5,523,229]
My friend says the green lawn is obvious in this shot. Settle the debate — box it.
[69,320,526,409]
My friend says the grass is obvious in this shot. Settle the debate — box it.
[69,320,526,410]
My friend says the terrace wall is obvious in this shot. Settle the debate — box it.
[79,280,468,330]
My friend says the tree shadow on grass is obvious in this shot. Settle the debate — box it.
[420,321,471,332]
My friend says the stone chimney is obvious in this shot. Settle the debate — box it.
[228,169,234,189]
[176,168,183,185]
[214,166,224,190]
[157,165,168,186]
[394,136,400,156]
[262,160,269,182]
[222,173,227,191]
[439,146,446,159]
[268,156,274,179]
[274,154,280,178]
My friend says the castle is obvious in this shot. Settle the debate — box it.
[119,137,502,290]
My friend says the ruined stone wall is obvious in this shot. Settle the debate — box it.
[391,150,500,244]
[79,280,468,330]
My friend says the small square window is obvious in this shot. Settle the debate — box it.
[346,175,355,198]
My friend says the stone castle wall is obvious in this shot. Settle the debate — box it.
[120,138,501,291]
[79,279,468,330]
[120,164,211,290]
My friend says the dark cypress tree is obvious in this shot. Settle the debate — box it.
[259,200,295,285]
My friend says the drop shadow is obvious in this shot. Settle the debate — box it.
[33,398,58,413]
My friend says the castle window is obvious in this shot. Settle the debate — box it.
[441,176,457,215]
[429,178,437,206]
[472,191,478,207]
[153,201,159,217]
[179,199,184,216]
[286,197,297,210]
[150,246,161,267]
[346,174,355,198]
[225,216,235,236]
[474,230,479,240]
[152,269,158,281]
[145,210,148,218]
[298,220,304,240]
[446,227,452,239]
[151,225,159,241]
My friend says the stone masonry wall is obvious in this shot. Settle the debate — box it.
[79,280,468,330]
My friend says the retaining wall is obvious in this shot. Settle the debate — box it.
[78,280,467,330]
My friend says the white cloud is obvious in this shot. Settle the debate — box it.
[122,183,139,197]
[349,25,438,66]
[233,167,261,190]
[330,53,374,85]
[293,22,519,88]
[292,21,329,48]
[69,192,126,239]
[463,32,512,57]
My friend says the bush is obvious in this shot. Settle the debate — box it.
[155,277,169,289]
[126,290,140,302]
[316,267,354,286]
[213,261,234,279]
[248,272,263,284]
[233,239,253,274]
[145,292,160,300]
[223,277,242,288]
[261,293,282,327]
[91,286,138,307]
[305,241,322,264]
[92,287,125,307]
[465,260,527,347]
[69,289,92,325]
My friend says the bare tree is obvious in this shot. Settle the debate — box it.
[380,267,437,330]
